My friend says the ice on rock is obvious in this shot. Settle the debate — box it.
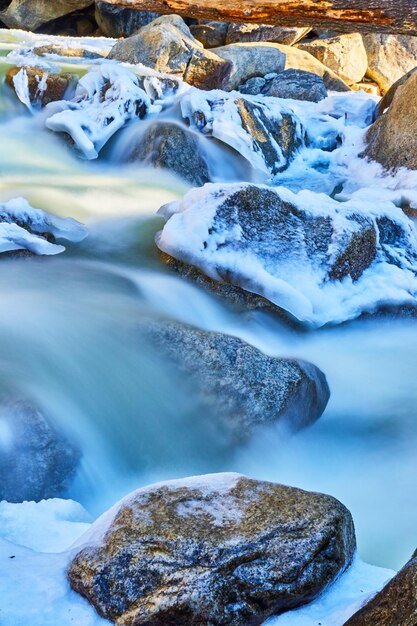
[157,183,417,326]
[0,197,87,255]
[45,64,151,159]
[180,88,304,178]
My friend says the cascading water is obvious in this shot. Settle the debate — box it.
[0,28,416,578]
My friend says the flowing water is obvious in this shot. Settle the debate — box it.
[0,30,416,573]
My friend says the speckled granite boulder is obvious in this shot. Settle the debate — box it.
[69,473,356,626]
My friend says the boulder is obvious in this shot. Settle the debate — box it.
[363,72,417,171]
[213,42,285,91]
[0,399,80,502]
[263,69,328,102]
[298,33,368,85]
[95,1,160,37]
[0,0,93,31]
[375,67,417,117]
[226,23,311,46]
[275,43,350,91]
[181,91,303,177]
[344,552,416,626]
[108,15,231,90]
[190,20,229,48]
[141,320,330,439]
[5,66,76,108]
[156,183,417,326]
[68,473,356,626]
[363,34,417,95]
[125,122,211,186]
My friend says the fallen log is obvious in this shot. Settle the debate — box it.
[102,0,417,36]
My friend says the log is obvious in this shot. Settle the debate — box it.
[101,0,417,36]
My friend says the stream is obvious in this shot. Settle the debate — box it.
[0,29,416,574]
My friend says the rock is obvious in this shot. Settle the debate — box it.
[363,72,417,171]
[236,98,301,174]
[238,76,268,96]
[0,0,93,31]
[68,473,356,626]
[156,183,417,326]
[0,399,80,502]
[298,33,367,85]
[275,43,350,91]
[141,320,330,439]
[95,1,160,37]
[238,75,267,95]
[5,66,76,107]
[344,552,416,626]
[363,34,417,95]
[0,197,87,256]
[33,43,106,60]
[76,16,94,37]
[226,23,311,46]
[375,67,417,117]
[108,15,231,91]
[45,64,150,160]
[181,91,303,177]
[190,20,229,48]
[263,69,328,102]
[125,122,211,186]
[213,42,285,91]
[351,81,380,96]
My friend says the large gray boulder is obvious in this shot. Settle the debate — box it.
[141,320,330,440]
[0,0,93,31]
[108,15,231,90]
[156,183,417,326]
[68,473,356,626]
[0,399,80,502]
[95,1,160,37]
[363,71,417,171]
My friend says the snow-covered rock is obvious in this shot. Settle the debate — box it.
[181,90,304,177]
[156,183,417,326]
[45,64,151,160]
[68,473,356,626]
[0,197,87,256]
[5,66,76,109]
